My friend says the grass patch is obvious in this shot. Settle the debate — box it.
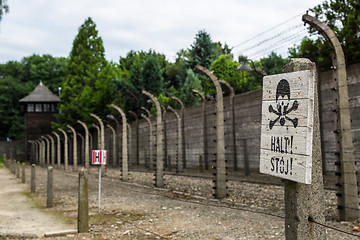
[20,191,43,209]
[20,191,77,225]
[0,156,3,169]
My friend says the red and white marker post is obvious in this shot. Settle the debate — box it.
[92,150,107,212]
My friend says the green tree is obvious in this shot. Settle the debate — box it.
[0,77,27,140]
[165,50,188,90]
[259,52,287,75]
[0,55,67,140]
[181,69,203,106]
[142,54,164,97]
[210,55,244,94]
[21,54,67,93]
[188,30,217,70]
[292,0,360,69]
[58,17,111,126]
[0,0,9,22]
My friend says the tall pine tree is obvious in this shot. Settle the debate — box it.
[141,55,164,108]
[58,17,112,126]
[188,30,216,70]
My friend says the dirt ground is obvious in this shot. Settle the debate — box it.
[1,164,360,239]
[0,168,76,238]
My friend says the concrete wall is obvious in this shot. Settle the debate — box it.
[0,140,26,161]
[128,62,360,173]
[3,62,360,173]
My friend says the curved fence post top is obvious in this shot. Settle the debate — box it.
[140,107,151,117]
[167,106,180,119]
[90,113,103,123]
[142,90,162,115]
[46,134,54,141]
[192,89,205,101]
[302,14,341,50]
[170,96,184,110]
[67,124,75,131]
[110,104,127,123]
[129,110,137,119]
[58,128,67,136]
[77,120,87,129]
[195,65,218,84]
[219,80,234,97]
[41,135,49,141]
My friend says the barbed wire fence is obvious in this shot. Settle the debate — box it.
[232,11,317,61]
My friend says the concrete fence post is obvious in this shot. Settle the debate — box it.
[283,58,325,239]
[106,124,116,167]
[141,114,153,172]
[78,168,89,233]
[42,136,50,166]
[31,164,36,193]
[90,113,105,174]
[196,65,227,199]
[41,139,46,167]
[111,105,128,181]
[10,159,14,174]
[219,80,237,171]
[167,106,182,173]
[67,125,78,171]
[127,123,132,170]
[192,90,209,171]
[303,13,359,221]
[16,161,20,179]
[142,90,164,188]
[77,133,84,166]
[21,163,25,183]
[78,121,90,170]
[171,96,186,170]
[58,129,68,171]
[129,111,139,165]
[47,135,55,166]
[46,166,54,208]
[53,132,61,169]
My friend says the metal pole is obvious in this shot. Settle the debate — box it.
[98,166,101,212]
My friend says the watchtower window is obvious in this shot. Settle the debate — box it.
[35,103,42,112]
[27,103,34,112]
[43,103,50,112]
[51,103,57,112]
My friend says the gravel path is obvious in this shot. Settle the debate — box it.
[2,164,360,239]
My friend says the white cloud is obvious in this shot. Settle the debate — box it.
[0,0,324,63]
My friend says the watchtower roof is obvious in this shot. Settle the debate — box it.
[19,82,60,103]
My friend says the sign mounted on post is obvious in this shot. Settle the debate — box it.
[260,70,315,184]
[92,150,107,165]
[92,149,107,212]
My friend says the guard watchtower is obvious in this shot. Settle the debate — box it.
[19,82,60,162]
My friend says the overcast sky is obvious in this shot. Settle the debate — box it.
[0,0,324,63]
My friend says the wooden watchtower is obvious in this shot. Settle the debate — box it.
[19,82,60,162]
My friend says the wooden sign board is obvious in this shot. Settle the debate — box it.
[92,150,107,165]
[260,70,315,184]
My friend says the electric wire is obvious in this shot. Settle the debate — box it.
[232,11,311,60]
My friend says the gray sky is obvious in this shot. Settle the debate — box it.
[0,0,324,63]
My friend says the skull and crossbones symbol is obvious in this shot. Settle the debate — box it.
[268,79,298,130]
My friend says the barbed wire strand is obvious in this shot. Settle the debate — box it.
[232,12,305,49]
